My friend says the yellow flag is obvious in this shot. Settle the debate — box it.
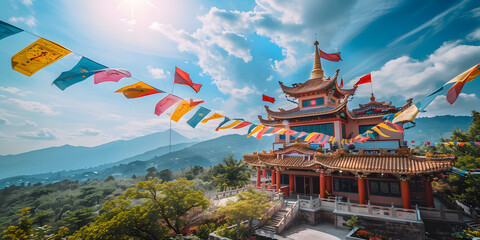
[171,100,197,122]
[11,38,71,76]
[278,128,289,134]
[304,132,319,141]
[247,125,264,138]
[392,104,420,123]
[447,64,480,84]
[377,123,399,133]
[201,113,224,123]
[341,139,345,145]
[218,120,242,130]
[330,137,336,143]
[372,126,390,138]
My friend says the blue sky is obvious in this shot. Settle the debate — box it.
[1,0,480,155]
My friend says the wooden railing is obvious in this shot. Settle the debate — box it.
[297,195,335,209]
[276,201,300,233]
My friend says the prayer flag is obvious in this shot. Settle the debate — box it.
[330,137,336,143]
[305,132,319,142]
[296,132,308,139]
[247,125,264,138]
[189,98,204,107]
[354,73,371,86]
[377,123,399,133]
[218,120,242,130]
[171,99,197,122]
[94,68,131,84]
[256,127,271,140]
[215,117,231,131]
[247,124,257,135]
[278,129,289,134]
[385,120,404,133]
[0,20,23,40]
[233,121,252,129]
[53,57,106,90]
[312,133,324,143]
[340,78,344,88]
[262,94,275,103]
[319,135,329,146]
[201,113,224,123]
[446,64,480,105]
[116,81,163,99]
[187,107,211,128]
[372,126,390,138]
[392,104,420,123]
[319,49,342,62]
[174,67,202,93]
[267,127,284,134]
[285,129,298,135]
[154,94,182,116]
[12,38,71,76]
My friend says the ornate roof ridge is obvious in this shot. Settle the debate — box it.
[279,69,340,97]
[266,96,349,119]
[273,142,318,155]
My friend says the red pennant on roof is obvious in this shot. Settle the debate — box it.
[319,49,342,62]
[262,94,275,103]
[340,78,344,88]
[174,67,202,93]
[354,73,371,86]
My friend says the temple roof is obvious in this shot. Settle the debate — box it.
[264,96,348,119]
[279,69,341,97]
[244,148,455,175]
[273,142,319,155]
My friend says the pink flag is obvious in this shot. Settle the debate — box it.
[307,133,320,143]
[256,127,271,140]
[94,69,131,84]
[312,133,325,143]
[296,132,308,139]
[154,94,182,116]
[319,135,329,146]
[319,49,342,62]
[189,98,205,107]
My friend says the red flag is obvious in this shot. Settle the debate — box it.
[340,78,344,88]
[319,49,342,62]
[262,94,275,103]
[354,73,371,86]
[174,67,202,93]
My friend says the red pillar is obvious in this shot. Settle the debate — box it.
[289,174,294,193]
[276,170,281,192]
[326,175,332,194]
[358,177,365,204]
[271,170,276,186]
[424,180,435,208]
[401,179,411,209]
[320,172,325,198]
[256,170,261,188]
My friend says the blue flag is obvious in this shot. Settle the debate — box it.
[215,117,231,131]
[0,20,23,40]
[186,107,211,128]
[247,124,258,135]
[53,57,106,90]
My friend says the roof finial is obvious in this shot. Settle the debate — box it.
[311,41,324,79]
[370,93,375,102]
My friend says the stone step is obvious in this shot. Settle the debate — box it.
[263,225,276,232]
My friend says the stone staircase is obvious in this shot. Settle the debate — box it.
[261,201,296,234]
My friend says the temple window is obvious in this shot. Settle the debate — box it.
[280,174,289,185]
[333,177,358,193]
[291,123,334,136]
[302,97,324,107]
[409,177,425,192]
[369,180,401,197]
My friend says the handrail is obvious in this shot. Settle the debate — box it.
[276,201,300,233]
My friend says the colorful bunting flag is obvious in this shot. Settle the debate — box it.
[305,132,319,142]
[278,129,289,134]
[154,94,182,116]
[446,64,480,105]
[218,120,242,130]
[262,94,275,104]
[233,121,252,129]
[377,123,399,133]
[215,117,231,131]
[174,67,202,93]
[94,68,131,84]
[247,125,264,138]
[52,57,106,90]
[319,49,342,62]
[12,38,71,76]
[116,81,163,99]
[186,107,211,128]
[267,127,284,134]
[189,98,205,107]
[0,20,23,40]
[201,113,224,123]
[296,132,308,139]
[256,126,271,140]
[392,104,420,123]
[372,126,390,138]
[312,133,325,143]
[171,99,197,122]
[354,73,371,86]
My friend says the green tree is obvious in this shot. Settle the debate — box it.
[125,178,210,235]
[145,166,158,179]
[2,208,68,240]
[157,169,173,182]
[61,207,95,233]
[211,155,250,191]
[217,188,271,239]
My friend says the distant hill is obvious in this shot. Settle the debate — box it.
[0,130,192,179]
[404,115,472,143]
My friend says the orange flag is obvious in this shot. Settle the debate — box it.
[201,113,224,123]
[116,82,163,99]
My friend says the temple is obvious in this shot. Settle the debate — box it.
[244,41,456,211]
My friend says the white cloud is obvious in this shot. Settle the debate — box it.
[9,16,36,27]
[266,75,274,81]
[349,41,480,101]
[17,128,57,140]
[0,87,31,96]
[470,7,480,18]
[420,93,480,117]
[5,98,60,115]
[467,28,480,41]
[147,65,169,79]
[76,128,101,136]
[20,0,33,6]
[0,116,10,125]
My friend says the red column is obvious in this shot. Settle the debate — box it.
[271,170,276,186]
[256,170,261,188]
[326,175,332,194]
[289,174,294,193]
[401,179,411,209]
[424,180,435,208]
[358,177,365,204]
[320,172,325,198]
[276,170,281,192]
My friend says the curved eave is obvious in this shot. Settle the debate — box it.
[273,142,318,155]
[345,108,395,120]
[243,154,264,167]
[258,115,284,126]
[267,97,348,119]
[279,69,340,97]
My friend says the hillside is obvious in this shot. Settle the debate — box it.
[0,130,192,179]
